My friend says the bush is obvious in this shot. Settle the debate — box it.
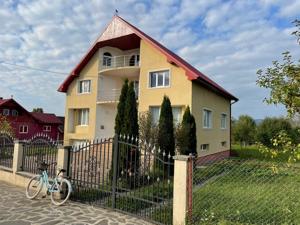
[232,115,256,146]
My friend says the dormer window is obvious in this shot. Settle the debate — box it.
[103,52,112,67]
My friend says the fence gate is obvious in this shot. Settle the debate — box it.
[68,135,174,225]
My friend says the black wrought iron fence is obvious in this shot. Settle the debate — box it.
[21,140,59,177]
[189,154,300,225]
[68,135,174,225]
[0,132,14,168]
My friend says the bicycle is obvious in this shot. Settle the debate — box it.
[25,161,72,206]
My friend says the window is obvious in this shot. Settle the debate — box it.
[172,107,182,125]
[43,125,51,132]
[103,52,112,66]
[149,106,160,125]
[19,125,28,134]
[78,80,91,94]
[200,144,209,151]
[221,141,227,147]
[221,113,227,129]
[203,109,212,128]
[11,110,18,116]
[133,80,139,98]
[78,109,89,125]
[3,109,9,116]
[149,70,170,88]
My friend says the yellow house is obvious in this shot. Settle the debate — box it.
[58,15,238,158]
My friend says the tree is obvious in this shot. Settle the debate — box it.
[176,106,197,155]
[138,111,158,146]
[114,79,128,135]
[232,115,256,146]
[256,117,293,147]
[122,81,138,137]
[257,19,300,117]
[0,115,15,137]
[32,108,43,113]
[158,96,175,157]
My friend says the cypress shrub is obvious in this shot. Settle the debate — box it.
[114,79,128,135]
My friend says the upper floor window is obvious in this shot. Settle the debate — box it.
[12,110,18,116]
[19,125,28,134]
[78,109,89,126]
[103,52,112,67]
[78,80,91,94]
[43,125,51,132]
[3,109,9,116]
[149,70,170,88]
[203,109,212,128]
[129,54,140,66]
[221,113,227,129]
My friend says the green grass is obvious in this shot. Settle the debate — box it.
[192,159,300,225]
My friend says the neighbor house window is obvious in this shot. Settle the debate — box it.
[19,125,28,134]
[11,110,18,116]
[149,106,160,125]
[103,52,112,66]
[149,70,170,88]
[172,107,182,125]
[203,109,212,128]
[78,80,91,94]
[3,109,9,116]
[43,125,51,132]
[221,113,227,129]
[221,141,227,147]
[78,109,89,125]
[200,144,209,151]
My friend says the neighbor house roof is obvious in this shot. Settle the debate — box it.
[30,112,62,124]
[0,98,11,106]
[58,15,238,101]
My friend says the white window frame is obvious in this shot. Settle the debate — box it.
[149,106,160,125]
[43,125,51,132]
[148,69,170,88]
[78,109,89,126]
[221,113,227,129]
[3,109,9,116]
[200,144,209,151]
[11,110,18,116]
[172,107,183,125]
[203,108,212,129]
[78,80,91,94]
[19,125,28,134]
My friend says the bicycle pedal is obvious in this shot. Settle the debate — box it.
[42,195,47,198]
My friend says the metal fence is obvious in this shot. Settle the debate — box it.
[68,135,174,225]
[189,154,300,225]
[0,142,14,168]
[21,140,59,177]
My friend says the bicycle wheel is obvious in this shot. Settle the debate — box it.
[26,175,43,199]
[50,178,72,206]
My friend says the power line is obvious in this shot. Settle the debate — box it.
[0,61,68,75]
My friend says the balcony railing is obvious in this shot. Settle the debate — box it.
[98,88,139,103]
[100,54,140,70]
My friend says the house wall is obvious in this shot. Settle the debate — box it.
[138,39,192,112]
[64,50,99,145]
[191,83,231,156]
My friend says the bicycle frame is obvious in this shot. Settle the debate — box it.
[40,170,60,193]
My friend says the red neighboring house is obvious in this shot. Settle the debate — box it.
[0,98,64,141]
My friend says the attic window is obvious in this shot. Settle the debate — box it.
[103,52,112,67]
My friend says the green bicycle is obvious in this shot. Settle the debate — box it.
[25,161,72,206]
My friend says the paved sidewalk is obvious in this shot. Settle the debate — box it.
[0,182,153,225]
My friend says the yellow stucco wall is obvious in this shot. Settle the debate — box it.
[64,50,99,145]
[138,40,192,112]
[191,82,231,156]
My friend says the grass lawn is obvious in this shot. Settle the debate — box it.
[192,159,300,225]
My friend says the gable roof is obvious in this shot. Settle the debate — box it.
[58,16,238,101]
[0,98,11,106]
[30,112,63,124]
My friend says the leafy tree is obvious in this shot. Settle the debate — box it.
[0,115,14,137]
[32,108,43,113]
[158,96,175,157]
[138,111,158,147]
[256,117,293,147]
[232,115,256,146]
[114,79,128,135]
[257,19,300,117]
[176,106,197,155]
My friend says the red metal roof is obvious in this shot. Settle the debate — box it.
[0,98,11,106]
[58,16,238,101]
[30,112,62,124]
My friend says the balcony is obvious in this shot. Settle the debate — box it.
[97,88,139,104]
[99,54,140,77]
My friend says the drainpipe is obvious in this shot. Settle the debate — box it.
[230,99,238,155]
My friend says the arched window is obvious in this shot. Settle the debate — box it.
[103,52,112,66]
[129,54,140,66]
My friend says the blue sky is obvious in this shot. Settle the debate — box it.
[0,0,299,119]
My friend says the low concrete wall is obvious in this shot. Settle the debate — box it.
[0,166,33,189]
